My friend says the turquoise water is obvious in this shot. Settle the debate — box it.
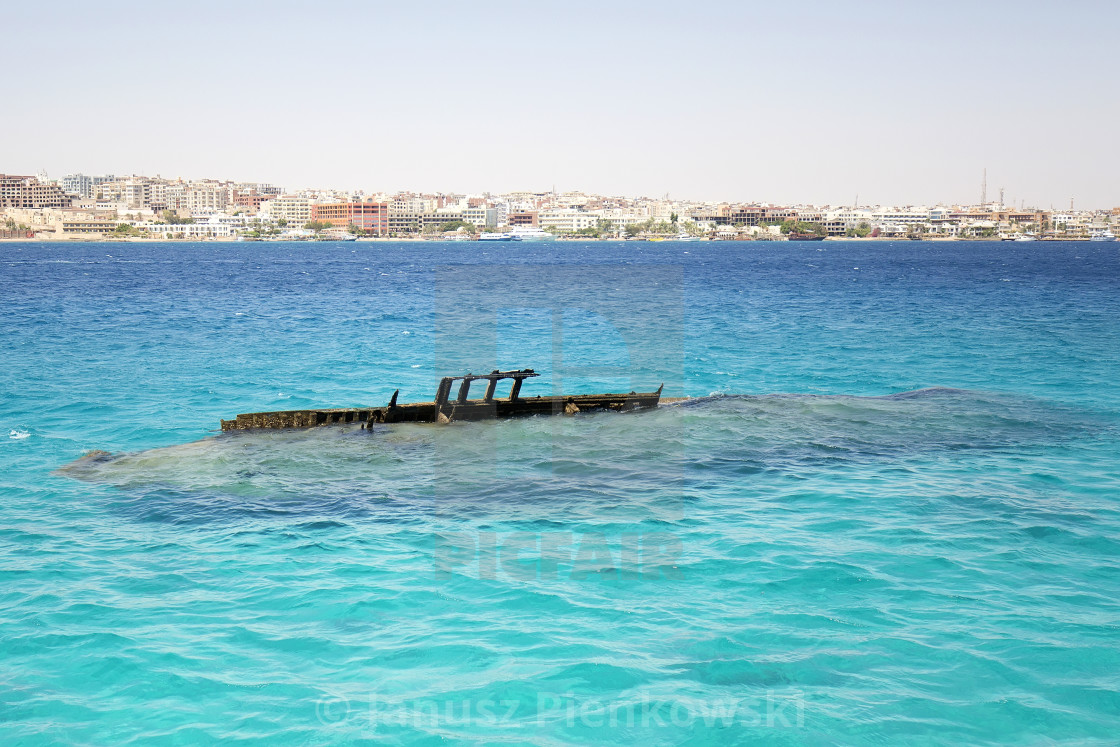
[2,240,1119,744]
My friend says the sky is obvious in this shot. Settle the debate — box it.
[3,0,1117,208]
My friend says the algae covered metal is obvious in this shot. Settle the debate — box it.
[220,369,663,431]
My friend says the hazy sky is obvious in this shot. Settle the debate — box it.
[4,0,1117,207]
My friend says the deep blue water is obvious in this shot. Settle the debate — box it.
[2,240,1119,744]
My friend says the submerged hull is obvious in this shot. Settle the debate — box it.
[224,394,667,430]
[221,383,663,431]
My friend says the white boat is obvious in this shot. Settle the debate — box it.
[1014,234,1038,242]
[508,227,557,242]
[676,232,702,242]
[478,232,515,241]
[1090,231,1117,242]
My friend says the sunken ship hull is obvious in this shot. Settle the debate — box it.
[220,369,663,431]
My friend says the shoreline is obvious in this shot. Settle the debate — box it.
[0,236,1109,243]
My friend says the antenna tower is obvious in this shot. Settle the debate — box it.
[981,168,987,208]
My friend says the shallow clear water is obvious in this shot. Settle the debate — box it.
[2,240,1119,744]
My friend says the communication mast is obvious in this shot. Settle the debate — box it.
[981,168,987,209]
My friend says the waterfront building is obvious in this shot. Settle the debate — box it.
[461,206,497,228]
[690,205,764,227]
[538,209,599,233]
[762,206,796,224]
[60,220,117,235]
[869,208,932,226]
[310,201,389,234]
[594,208,651,232]
[0,175,74,209]
[262,195,316,226]
[139,217,233,239]
[387,210,424,234]
[231,188,277,214]
[184,180,230,215]
[508,211,538,227]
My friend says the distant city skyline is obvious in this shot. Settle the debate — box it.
[4,0,1118,209]
[25,167,1116,212]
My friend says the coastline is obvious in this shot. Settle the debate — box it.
[2,235,1109,243]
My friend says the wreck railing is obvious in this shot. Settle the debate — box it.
[434,368,540,408]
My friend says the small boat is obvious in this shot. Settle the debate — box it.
[1090,231,1116,242]
[787,232,825,241]
[221,369,664,430]
[478,232,516,241]
[676,232,701,242]
[1014,234,1038,242]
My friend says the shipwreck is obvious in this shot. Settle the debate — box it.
[220,369,665,431]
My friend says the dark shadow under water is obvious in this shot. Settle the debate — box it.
[55,388,1110,525]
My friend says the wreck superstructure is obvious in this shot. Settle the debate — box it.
[220,369,664,431]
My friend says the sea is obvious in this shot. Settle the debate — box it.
[2,239,1119,745]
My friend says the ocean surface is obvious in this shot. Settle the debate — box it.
[2,239,1119,744]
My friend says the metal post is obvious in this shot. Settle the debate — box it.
[435,378,453,406]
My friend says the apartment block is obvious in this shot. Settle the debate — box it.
[263,195,315,226]
[538,209,599,233]
[508,211,538,227]
[0,175,74,209]
[310,201,389,233]
[61,173,116,199]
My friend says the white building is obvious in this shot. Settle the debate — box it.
[461,206,497,228]
[261,195,315,226]
[538,209,599,233]
[61,174,115,199]
[138,215,234,238]
[592,208,650,232]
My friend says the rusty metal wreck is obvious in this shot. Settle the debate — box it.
[220,369,665,431]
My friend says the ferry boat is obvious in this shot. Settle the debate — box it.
[508,227,557,242]
[478,232,516,241]
[1089,231,1117,242]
